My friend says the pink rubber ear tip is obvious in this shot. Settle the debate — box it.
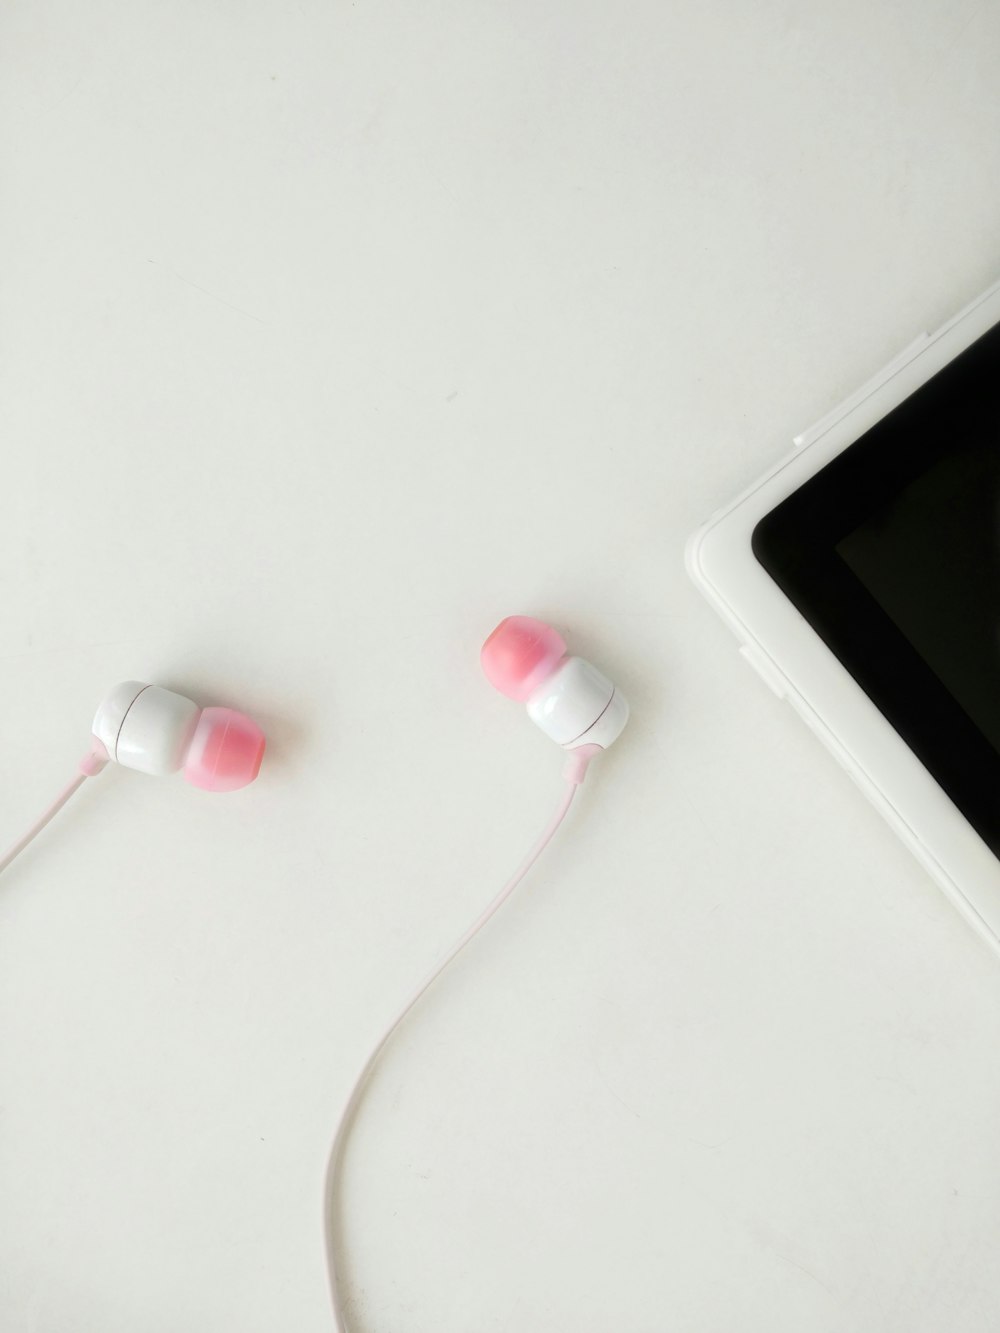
[481,616,567,701]
[183,708,266,793]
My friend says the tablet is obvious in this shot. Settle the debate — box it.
[686,278,1000,951]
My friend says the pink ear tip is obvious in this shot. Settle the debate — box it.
[184,708,265,793]
[481,616,567,701]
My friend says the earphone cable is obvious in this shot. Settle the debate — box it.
[0,748,108,877]
[323,771,584,1330]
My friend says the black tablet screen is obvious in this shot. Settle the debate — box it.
[837,445,1000,757]
[752,318,1000,856]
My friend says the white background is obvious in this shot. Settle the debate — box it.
[2,3,1000,1330]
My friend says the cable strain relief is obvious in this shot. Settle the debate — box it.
[80,740,110,777]
[562,743,602,785]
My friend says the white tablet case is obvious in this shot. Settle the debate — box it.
[687,278,1000,952]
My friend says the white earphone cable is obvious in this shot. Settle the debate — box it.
[0,748,107,877]
[323,764,591,1330]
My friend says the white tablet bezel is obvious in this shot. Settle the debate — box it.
[686,278,1000,952]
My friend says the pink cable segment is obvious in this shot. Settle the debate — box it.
[323,770,587,1331]
[0,747,108,877]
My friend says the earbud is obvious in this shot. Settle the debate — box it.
[481,617,628,750]
[91,682,265,792]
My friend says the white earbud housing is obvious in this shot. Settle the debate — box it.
[92,683,200,776]
[525,656,629,749]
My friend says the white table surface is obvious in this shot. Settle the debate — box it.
[3,4,1000,1330]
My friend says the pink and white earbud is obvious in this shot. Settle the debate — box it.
[481,616,628,751]
[91,682,265,792]
[0,682,265,877]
